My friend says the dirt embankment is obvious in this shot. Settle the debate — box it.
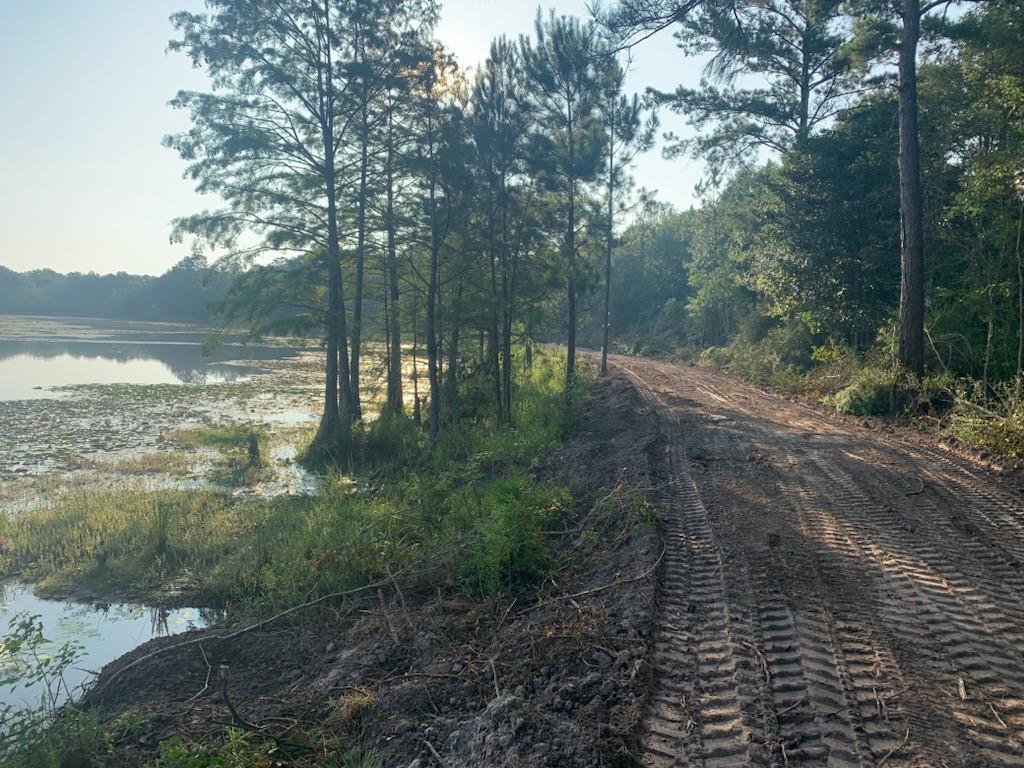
[85,374,664,767]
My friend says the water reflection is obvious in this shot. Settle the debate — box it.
[0,583,212,710]
[0,336,299,401]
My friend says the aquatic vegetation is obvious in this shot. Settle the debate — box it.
[0,354,580,609]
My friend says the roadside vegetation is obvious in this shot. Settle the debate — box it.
[579,0,1024,457]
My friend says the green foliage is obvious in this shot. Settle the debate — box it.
[462,477,569,593]
[828,367,898,416]
[697,321,813,390]
[945,379,1024,457]
[145,730,277,768]
[0,614,119,768]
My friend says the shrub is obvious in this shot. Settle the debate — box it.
[945,377,1024,456]
[829,366,897,416]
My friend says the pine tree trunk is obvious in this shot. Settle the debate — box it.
[426,130,442,442]
[487,189,503,421]
[445,281,463,418]
[602,138,614,377]
[385,111,403,413]
[1016,201,1023,375]
[897,0,925,376]
[565,102,577,399]
[350,102,369,419]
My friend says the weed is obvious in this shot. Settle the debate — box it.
[327,688,376,729]
[828,366,898,416]
[165,425,270,488]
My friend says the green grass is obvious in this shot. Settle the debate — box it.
[0,352,582,609]
[164,425,270,488]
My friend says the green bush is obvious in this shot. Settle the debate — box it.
[462,476,570,594]
[828,366,897,416]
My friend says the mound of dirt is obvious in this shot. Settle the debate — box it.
[84,373,663,767]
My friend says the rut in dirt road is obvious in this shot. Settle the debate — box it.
[613,355,1024,768]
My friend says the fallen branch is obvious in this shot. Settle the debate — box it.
[424,740,444,764]
[185,643,212,706]
[519,545,666,616]
[93,565,416,695]
[878,727,911,768]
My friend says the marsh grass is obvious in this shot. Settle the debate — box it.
[164,425,270,488]
[1,352,582,608]
[80,452,194,477]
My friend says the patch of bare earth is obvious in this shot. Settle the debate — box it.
[84,373,663,767]
[612,355,1024,768]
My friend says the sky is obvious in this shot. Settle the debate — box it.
[0,1,706,277]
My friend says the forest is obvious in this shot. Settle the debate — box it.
[156,0,1023,456]
[0,258,231,323]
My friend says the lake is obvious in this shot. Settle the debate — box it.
[0,585,207,712]
[0,315,321,710]
[0,315,300,400]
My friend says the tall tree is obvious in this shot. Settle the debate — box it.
[472,37,533,419]
[597,57,656,374]
[408,49,465,441]
[522,11,605,397]
[167,0,360,455]
[654,0,859,168]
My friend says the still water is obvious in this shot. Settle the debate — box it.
[0,316,302,711]
[0,315,299,400]
[0,584,206,710]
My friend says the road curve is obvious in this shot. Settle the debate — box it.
[611,355,1024,768]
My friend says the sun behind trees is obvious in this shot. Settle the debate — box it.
[166,0,648,456]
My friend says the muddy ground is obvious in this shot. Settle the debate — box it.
[613,355,1024,768]
[85,373,663,767]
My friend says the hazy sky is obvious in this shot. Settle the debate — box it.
[0,1,706,276]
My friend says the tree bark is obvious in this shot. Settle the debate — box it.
[566,100,577,399]
[350,99,369,419]
[445,280,463,418]
[385,111,403,413]
[487,187,503,421]
[1016,201,1023,375]
[601,123,614,377]
[897,0,925,376]
[426,125,442,442]
[500,174,513,420]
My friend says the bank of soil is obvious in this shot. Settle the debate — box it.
[85,374,664,766]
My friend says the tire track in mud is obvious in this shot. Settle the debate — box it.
[614,356,1024,766]
[623,364,880,768]
[803,454,1024,766]
[628,366,767,767]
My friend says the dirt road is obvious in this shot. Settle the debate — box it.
[612,356,1024,768]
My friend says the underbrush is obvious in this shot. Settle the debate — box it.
[697,323,814,391]
[942,378,1024,457]
[689,325,1024,457]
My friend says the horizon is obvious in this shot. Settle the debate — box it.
[0,0,707,277]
